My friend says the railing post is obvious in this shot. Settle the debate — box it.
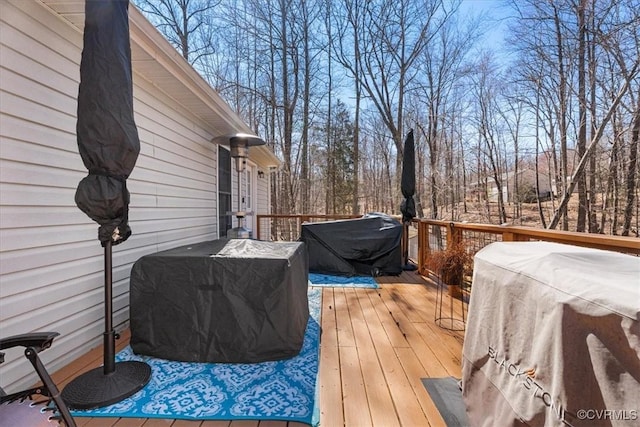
[417,220,432,275]
[447,222,463,247]
[502,232,529,242]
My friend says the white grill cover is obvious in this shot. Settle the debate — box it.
[462,242,640,427]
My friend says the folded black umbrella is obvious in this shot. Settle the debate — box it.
[74,0,140,246]
[400,129,416,224]
[63,0,150,410]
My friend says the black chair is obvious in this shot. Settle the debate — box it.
[0,332,76,426]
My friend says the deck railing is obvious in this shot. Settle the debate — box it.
[256,214,361,242]
[413,219,639,277]
[257,213,639,263]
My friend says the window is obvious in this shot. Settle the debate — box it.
[218,146,232,237]
[244,168,252,212]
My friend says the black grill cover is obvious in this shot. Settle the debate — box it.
[300,213,402,276]
[129,239,309,363]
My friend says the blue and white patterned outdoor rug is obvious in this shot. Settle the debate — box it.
[308,272,379,288]
[71,288,321,426]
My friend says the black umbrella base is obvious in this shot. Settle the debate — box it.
[62,361,151,410]
[403,263,418,271]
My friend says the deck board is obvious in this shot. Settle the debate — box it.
[53,271,465,426]
[394,347,447,427]
[362,289,410,349]
[318,289,344,427]
[346,288,398,427]
[340,345,373,427]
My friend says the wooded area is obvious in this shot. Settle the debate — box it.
[134,0,640,236]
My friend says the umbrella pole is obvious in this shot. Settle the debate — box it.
[103,241,116,374]
[402,222,417,271]
[61,240,151,410]
[403,222,409,265]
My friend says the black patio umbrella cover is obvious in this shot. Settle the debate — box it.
[400,129,416,269]
[62,0,151,410]
[74,0,139,246]
[400,129,416,223]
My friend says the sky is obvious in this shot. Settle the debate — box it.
[459,0,512,61]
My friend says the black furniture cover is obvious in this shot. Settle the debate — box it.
[130,239,309,363]
[300,213,402,277]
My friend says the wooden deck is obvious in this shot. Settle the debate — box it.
[53,271,465,427]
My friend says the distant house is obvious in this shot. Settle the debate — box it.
[467,168,555,203]
[0,0,279,391]
[465,147,588,204]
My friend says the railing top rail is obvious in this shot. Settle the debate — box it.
[256,214,638,254]
[415,218,640,254]
[257,214,361,219]
[259,213,404,220]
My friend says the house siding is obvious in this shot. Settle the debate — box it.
[0,0,277,392]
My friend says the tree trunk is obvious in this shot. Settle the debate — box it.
[600,123,619,234]
[587,1,599,233]
[576,0,587,232]
[300,2,311,214]
[534,88,547,227]
[352,81,360,215]
[553,5,569,230]
[621,98,640,236]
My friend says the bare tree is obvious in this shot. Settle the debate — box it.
[509,0,581,230]
[414,9,476,219]
[298,0,323,214]
[333,0,457,212]
[328,0,363,214]
[576,0,588,231]
[133,0,219,66]
[498,87,526,219]
[473,54,508,224]
[548,63,639,229]
[622,97,640,236]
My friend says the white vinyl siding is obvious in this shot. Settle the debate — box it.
[0,0,278,392]
[129,75,219,250]
[2,0,95,390]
